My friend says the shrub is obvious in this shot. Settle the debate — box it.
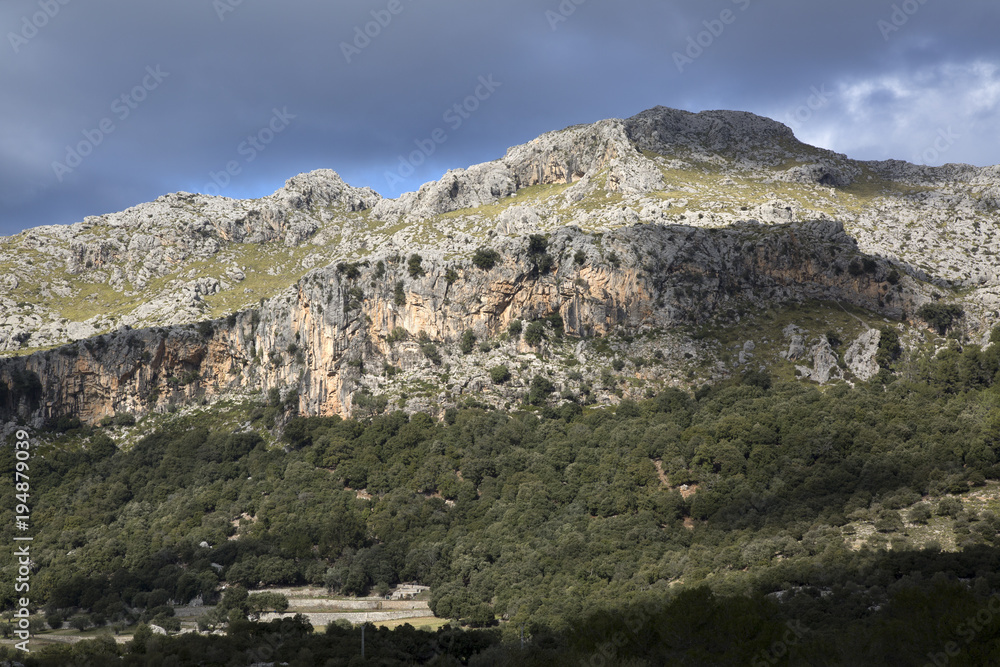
[68,614,92,632]
[527,235,548,256]
[508,320,523,338]
[472,247,501,271]
[490,365,511,384]
[544,313,564,338]
[445,268,459,285]
[113,412,136,427]
[876,327,902,368]
[267,387,282,407]
[423,345,442,365]
[527,375,555,406]
[179,370,200,386]
[460,330,476,355]
[937,497,963,517]
[909,505,932,525]
[990,325,1000,345]
[407,254,425,279]
[874,511,904,533]
[535,253,554,273]
[573,249,586,265]
[49,415,80,433]
[464,603,497,628]
[197,321,214,338]
[887,269,900,285]
[352,391,388,417]
[524,321,544,346]
[394,281,406,306]
[611,358,625,372]
[916,303,964,335]
[151,614,181,633]
[387,327,408,343]
[527,235,553,274]
[336,262,362,280]
[742,368,772,390]
[347,287,364,309]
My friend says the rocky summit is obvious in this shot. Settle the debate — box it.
[2,106,998,427]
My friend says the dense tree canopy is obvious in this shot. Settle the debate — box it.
[4,336,1000,662]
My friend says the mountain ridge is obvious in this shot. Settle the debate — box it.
[1,105,998,427]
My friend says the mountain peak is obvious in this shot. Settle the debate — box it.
[369,106,830,222]
[625,106,796,154]
[275,169,381,212]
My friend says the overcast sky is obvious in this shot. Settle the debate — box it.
[2,0,998,236]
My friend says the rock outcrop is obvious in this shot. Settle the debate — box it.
[372,118,667,222]
[0,170,381,351]
[845,329,882,381]
[1,218,911,425]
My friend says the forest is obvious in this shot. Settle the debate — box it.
[4,331,1000,664]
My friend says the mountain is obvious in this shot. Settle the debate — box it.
[2,106,999,427]
[6,107,1000,665]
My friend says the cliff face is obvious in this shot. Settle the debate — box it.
[0,171,382,352]
[0,218,908,426]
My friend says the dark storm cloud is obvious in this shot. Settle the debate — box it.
[2,0,999,235]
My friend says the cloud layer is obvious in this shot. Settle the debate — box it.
[2,0,998,235]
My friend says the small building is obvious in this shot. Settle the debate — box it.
[390,583,430,600]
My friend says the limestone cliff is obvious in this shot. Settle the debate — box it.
[1,218,911,426]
